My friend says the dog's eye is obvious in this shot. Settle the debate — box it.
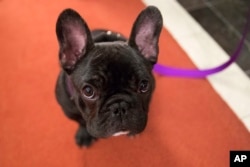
[138,80,149,93]
[82,85,95,99]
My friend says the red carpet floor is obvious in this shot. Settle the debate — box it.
[0,0,249,166]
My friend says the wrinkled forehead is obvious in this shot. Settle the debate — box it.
[92,43,141,65]
[90,43,150,74]
[72,43,152,86]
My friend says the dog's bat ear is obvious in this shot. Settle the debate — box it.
[56,9,94,73]
[129,6,163,65]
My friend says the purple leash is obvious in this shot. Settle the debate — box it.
[154,12,250,78]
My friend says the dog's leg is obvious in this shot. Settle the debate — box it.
[75,124,96,147]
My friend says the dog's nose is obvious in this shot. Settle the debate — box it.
[110,102,128,117]
[113,108,127,116]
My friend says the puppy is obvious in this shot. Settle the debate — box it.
[55,6,163,147]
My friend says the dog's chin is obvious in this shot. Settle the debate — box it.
[96,131,137,138]
[112,131,130,137]
[111,131,141,138]
[86,124,145,138]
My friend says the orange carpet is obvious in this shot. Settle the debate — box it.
[0,0,249,167]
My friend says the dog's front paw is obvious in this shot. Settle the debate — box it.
[75,126,96,147]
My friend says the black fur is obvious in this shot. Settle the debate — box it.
[55,6,163,147]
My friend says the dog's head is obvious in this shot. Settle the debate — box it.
[56,6,162,138]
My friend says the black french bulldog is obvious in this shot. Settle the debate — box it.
[55,6,163,147]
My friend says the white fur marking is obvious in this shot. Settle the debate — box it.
[112,131,129,137]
